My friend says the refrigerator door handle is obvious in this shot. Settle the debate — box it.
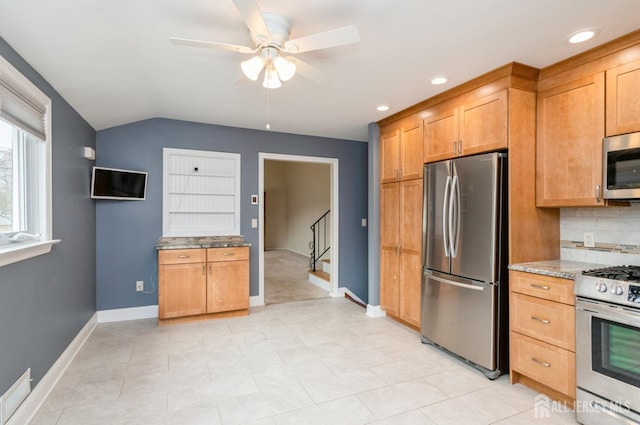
[449,175,461,258]
[428,273,486,292]
[442,176,452,257]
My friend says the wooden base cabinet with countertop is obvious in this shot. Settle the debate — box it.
[158,246,249,324]
[509,270,576,408]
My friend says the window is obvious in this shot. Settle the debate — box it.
[0,54,55,267]
[163,148,241,237]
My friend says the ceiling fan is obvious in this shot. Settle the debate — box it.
[170,0,360,89]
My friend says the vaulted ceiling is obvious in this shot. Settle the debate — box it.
[1,0,640,141]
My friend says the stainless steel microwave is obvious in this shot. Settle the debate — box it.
[603,132,640,200]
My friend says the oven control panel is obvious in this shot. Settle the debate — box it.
[629,285,640,303]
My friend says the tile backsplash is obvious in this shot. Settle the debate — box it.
[560,203,640,266]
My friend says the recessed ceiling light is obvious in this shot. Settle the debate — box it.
[377,105,390,112]
[431,76,448,85]
[568,28,600,44]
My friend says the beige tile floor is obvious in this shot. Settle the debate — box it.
[31,298,578,425]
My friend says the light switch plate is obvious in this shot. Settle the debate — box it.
[361,218,367,227]
[251,218,257,228]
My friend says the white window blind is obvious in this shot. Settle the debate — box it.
[163,148,241,237]
[0,69,47,141]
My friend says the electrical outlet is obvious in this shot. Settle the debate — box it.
[136,280,144,292]
[584,232,595,248]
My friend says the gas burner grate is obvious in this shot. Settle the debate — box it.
[582,265,640,282]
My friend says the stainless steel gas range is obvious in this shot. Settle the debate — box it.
[575,265,640,425]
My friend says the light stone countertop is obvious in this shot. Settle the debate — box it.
[156,235,250,250]
[508,259,607,280]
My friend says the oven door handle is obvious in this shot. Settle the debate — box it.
[589,400,638,423]
[576,299,640,327]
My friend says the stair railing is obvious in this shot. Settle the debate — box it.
[309,209,330,271]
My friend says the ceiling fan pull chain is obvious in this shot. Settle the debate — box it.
[265,88,271,130]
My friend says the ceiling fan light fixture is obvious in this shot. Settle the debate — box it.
[263,66,282,89]
[241,56,265,81]
[273,56,296,81]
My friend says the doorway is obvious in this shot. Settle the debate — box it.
[257,153,339,306]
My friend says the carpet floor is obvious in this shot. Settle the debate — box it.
[264,250,330,305]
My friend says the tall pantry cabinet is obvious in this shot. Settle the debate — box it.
[379,118,423,327]
[379,62,560,329]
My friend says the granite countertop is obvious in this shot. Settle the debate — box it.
[508,259,607,280]
[156,235,251,250]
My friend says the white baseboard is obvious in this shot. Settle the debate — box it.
[249,295,264,307]
[96,305,158,323]
[7,313,97,425]
[366,304,387,318]
[337,287,367,306]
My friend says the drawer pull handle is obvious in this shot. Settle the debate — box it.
[531,357,551,368]
[223,253,235,256]
[177,255,190,258]
[530,283,550,290]
[531,316,550,324]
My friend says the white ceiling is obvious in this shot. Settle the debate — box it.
[1,0,640,142]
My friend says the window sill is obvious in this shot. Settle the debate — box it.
[0,239,61,267]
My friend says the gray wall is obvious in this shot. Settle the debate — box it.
[0,37,96,394]
[96,118,369,308]
[368,122,381,306]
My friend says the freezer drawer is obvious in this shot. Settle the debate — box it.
[420,270,498,371]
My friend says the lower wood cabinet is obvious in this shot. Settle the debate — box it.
[509,270,576,407]
[158,246,249,323]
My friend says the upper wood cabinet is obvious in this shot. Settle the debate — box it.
[424,91,508,163]
[536,73,605,207]
[380,121,423,183]
[606,58,640,136]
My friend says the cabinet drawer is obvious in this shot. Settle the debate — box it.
[510,293,575,351]
[510,271,574,305]
[158,249,206,265]
[511,332,575,398]
[207,246,249,262]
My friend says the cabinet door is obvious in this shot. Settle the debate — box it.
[537,73,605,207]
[207,260,249,313]
[459,91,508,156]
[380,183,400,316]
[400,124,424,180]
[424,108,458,163]
[606,59,640,136]
[381,129,400,183]
[159,263,207,319]
[399,179,423,327]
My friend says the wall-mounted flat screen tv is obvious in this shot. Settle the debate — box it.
[91,166,148,200]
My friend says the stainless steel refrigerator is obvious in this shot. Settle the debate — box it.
[420,151,508,379]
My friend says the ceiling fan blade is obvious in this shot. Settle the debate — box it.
[231,0,271,44]
[286,56,329,85]
[283,26,359,54]
[170,37,257,54]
